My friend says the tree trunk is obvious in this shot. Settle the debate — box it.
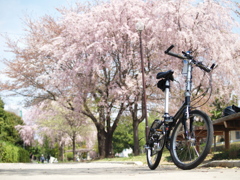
[133,120,140,155]
[105,133,114,157]
[97,128,106,158]
[83,101,125,159]
[130,101,143,156]
[59,141,65,161]
[97,127,114,158]
[72,132,76,161]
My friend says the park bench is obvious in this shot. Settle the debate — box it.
[213,113,240,150]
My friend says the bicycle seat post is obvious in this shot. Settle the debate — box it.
[164,79,173,123]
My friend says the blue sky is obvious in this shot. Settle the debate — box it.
[0,0,80,66]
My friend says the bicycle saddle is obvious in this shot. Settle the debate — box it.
[156,70,174,81]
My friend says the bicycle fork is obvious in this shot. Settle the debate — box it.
[182,58,194,141]
[182,105,193,140]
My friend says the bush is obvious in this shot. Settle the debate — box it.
[0,141,30,163]
[212,144,240,160]
[65,152,73,161]
[229,145,240,159]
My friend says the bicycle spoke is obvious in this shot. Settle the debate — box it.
[146,119,165,170]
[170,110,213,170]
[193,146,200,157]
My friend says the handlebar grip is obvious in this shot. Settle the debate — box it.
[165,45,186,59]
[167,51,186,59]
[165,45,175,54]
[196,62,211,72]
[210,63,216,70]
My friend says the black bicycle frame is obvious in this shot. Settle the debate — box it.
[164,58,193,140]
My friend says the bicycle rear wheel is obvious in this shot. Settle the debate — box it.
[146,147,163,170]
[170,110,213,170]
[146,120,165,170]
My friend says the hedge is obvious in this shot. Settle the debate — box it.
[0,141,30,163]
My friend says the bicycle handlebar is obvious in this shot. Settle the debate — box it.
[165,45,186,59]
[165,45,216,73]
[194,61,214,73]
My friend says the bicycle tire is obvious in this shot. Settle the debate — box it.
[146,147,163,170]
[170,110,213,170]
[146,120,165,170]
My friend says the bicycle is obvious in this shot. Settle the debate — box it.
[146,45,215,170]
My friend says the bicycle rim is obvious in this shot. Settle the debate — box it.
[146,122,165,170]
[146,147,163,170]
[170,110,213,170]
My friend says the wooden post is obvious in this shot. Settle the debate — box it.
[214,136,216,152]
[224,130,230,150]
[196,137,200,152]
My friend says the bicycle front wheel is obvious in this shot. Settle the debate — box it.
[170,110,213,170]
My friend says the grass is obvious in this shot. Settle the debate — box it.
[94,142,240,164]
[210,142,240,160]
[94,149,172,165]
[95,154,147,163]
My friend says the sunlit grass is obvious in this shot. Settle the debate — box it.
[92,142,240,165]
[94,149,172,165]
[95,154,146,163]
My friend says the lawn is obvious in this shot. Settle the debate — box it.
[94,142,240,164]
[95,149,172,165]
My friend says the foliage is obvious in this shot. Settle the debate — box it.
[51,142,60,159]
[3,111,24,144]
[0,97,24,146]
[27,142,42,160]
[212,144,240,160]
[113,116,134,154]
[0,141,30,163]
[113,112,158,154]
[65,151,74,161]
[113,128,131,153]
[0,98,28,163]
[209,95,238,120]
[40,136,60,159]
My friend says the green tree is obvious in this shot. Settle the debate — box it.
[0,98,6,139]
[0,97,24,146]
[3,111,24,145]
[113,116,145,154]
[210,95,238,120]
[113,117,132,154]
[112,110,161,155]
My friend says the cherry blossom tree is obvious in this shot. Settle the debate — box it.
[16,101,96,161]
[37,101,95,160]
[1,0,240,158]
